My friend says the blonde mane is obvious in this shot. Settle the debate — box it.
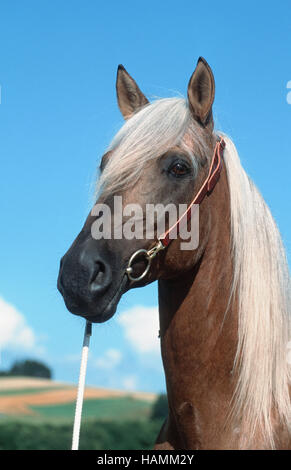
[97,98,291,447]
[220,135,291,447]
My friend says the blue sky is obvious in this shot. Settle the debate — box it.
[0,1,290,394]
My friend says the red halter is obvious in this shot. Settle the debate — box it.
[159,136,225,248]
[126,137,226,282]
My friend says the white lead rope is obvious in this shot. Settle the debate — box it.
[72,320,92,450]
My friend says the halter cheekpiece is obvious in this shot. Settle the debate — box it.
[126,136,226,282]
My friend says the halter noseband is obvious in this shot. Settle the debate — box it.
[126,137,226,282]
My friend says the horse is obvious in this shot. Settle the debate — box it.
[57,57,291,449]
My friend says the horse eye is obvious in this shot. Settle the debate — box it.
[168,161,190,178]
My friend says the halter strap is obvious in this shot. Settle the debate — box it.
[126,137,226,282]
[159,136,225,247]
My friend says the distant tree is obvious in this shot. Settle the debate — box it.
[150,394,168,420]
[9,359,52,379]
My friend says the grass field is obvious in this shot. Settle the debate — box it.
[0,377,162,450]
[31,396,152,420]
[0,376,156,421]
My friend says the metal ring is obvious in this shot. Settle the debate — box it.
[126,249,151,282]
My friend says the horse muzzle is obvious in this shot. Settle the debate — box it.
[57,237,123,323]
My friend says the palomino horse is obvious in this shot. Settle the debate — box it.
[58,58,291,449]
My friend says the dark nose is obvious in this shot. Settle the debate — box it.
[58,238,112,312]
[79,244,112,295]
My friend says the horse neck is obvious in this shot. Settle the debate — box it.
[157,167,240,449]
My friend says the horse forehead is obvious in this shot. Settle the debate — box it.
[183,133,195,150]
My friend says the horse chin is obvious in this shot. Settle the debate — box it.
[82,305,117,324]
[76,273,128,324]
[82,293,120,324]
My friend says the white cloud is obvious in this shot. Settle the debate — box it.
[117,305,160,354]
[121,375,138,391]
[94,348,122,369]
[0,296,41,353]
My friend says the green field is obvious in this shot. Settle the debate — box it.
[30,396,153,420]
[0,377,166,449]
[0,386,70,397]
[0,417,164,450]
[0,397,163,450]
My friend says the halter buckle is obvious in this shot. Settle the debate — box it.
[147,240,165,259]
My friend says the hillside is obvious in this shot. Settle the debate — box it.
[0,377,157,420]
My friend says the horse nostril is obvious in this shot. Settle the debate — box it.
[89,260,112,294]
[91,262,105,284]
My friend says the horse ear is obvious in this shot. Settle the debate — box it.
[116,65,149,119]
[187,57,215,128]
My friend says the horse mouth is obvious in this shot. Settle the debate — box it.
[76,274,128,324]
